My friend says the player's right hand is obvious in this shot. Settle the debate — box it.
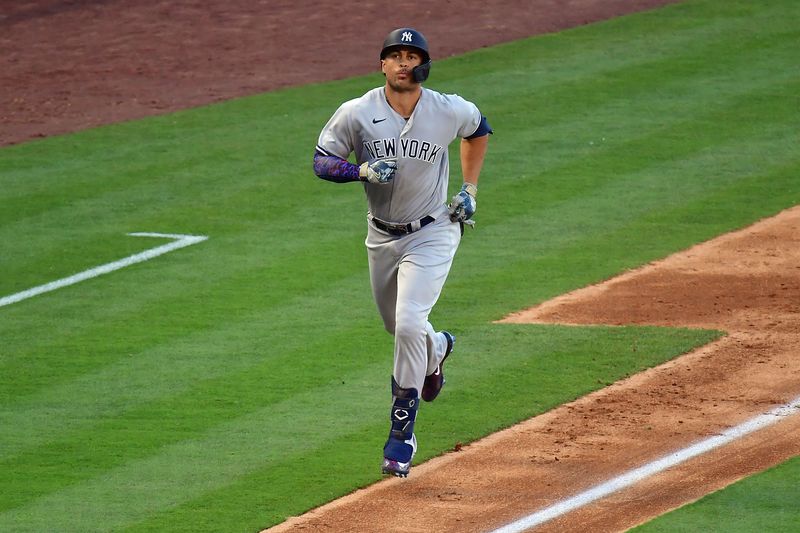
[359,158,397,184]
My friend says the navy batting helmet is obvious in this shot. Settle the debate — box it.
[380,28,431,83]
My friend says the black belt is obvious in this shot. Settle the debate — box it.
[371,215,435,236]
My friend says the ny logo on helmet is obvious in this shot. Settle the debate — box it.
[401,31,413,42]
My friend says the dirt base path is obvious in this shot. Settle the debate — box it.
[267,209,800,532]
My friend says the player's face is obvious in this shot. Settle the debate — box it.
[381,47,423,91]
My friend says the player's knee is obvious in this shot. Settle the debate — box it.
[394,317,426,343]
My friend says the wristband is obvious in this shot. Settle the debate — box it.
[462,182,478,198]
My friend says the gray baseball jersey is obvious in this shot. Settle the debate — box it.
[317,86,482,223]
[316,84,485,396]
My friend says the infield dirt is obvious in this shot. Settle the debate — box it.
[4,1,798,532]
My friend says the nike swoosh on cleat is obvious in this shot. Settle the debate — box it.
[372,118,387,124]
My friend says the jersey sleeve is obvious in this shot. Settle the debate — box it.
[316,99,358,160]
[448,94,484,139]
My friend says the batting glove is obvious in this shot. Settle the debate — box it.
[448,183,477,222]
[359,158,397,184]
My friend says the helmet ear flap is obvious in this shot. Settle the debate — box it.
[412,60,431,83]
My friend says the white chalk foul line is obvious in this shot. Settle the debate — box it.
[491,394,800,533]
[0,232,208,308]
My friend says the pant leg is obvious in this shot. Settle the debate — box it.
[366,226,400,336]
[424,323,446,376]
[392,220,460,392]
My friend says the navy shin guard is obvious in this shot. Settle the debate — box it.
[382,377,419,477]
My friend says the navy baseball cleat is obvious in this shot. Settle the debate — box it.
[382,433,417,478]
[421,331,455,402]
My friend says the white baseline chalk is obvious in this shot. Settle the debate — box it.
[0,232,208,308]
[491,394,800,533]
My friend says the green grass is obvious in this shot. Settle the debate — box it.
[633,456,800,532]
[1,0,799,531]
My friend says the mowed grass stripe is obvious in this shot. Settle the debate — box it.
[0,371,390,531]
[0,241,369,400]
[432,0,787,98]
[632,455,800,532]
[0,331,389,516]
[434,2,796,127]
[475,23,799,177]
[0,91,332,292]
[0,160,307,293]
[0,266,376,456]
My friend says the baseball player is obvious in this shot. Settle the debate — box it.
[313,27,491,477]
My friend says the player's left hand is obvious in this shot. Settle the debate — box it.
[448,183,477,222]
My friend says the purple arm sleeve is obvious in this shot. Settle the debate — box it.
[313,152,361,183]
